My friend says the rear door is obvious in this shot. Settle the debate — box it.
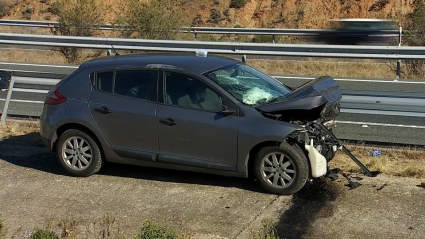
[156,71,239,171]
[89,70,159,160]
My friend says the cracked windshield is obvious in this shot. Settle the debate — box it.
[204,63,291,106]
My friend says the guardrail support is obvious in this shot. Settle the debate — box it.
[242,55,247,63]
[396,27,403,80]
[272,35,275,43]
[0,76,15,124]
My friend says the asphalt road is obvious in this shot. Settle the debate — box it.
[1,62,424,146]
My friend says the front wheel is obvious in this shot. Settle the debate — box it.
[254,142,310,195]
[56,129,103,177]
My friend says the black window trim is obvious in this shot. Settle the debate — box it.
[92,69,159,103]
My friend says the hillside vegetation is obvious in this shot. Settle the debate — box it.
[0,0,415,29]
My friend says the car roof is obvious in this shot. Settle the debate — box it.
[80,53,239,74]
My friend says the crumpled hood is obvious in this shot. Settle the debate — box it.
[256,76,342,121]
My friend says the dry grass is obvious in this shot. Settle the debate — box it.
[0,48,109,65]
[6,214,190,239]
[248,58,402,80]
[0,120,41,146]
[2,48,423,81]
[0,217,6,239]
[250,218,279,239]
[333,145,425,178]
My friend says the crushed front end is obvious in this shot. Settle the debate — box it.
[256,76,376,184]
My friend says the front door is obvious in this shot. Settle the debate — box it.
[89,70,159,160]
[157,71,239,171]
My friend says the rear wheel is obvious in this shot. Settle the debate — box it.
[56,129,103,177]
[254,142,310,195]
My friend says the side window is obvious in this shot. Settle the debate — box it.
[95,71,113,93]
[114,70,157,101]
[164,71,222,112]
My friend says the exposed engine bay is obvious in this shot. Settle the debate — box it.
[256,76,376,188]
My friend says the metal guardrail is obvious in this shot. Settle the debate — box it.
[0,32,424,60]
[0,19,401,36]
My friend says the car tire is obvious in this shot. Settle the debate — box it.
[56,129,103,177]
[254,142,310,195]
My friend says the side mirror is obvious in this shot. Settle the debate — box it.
[221,105,236,116]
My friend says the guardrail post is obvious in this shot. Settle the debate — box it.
[242,55,247,63]
[0,76,15,124]
[396,27,402,80]
[272,35,275,43]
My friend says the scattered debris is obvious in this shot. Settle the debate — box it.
[369,150,382,157]
[417,183,425,189]
[377,183,388,191]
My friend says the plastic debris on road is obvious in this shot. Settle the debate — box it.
[368,150,381,156]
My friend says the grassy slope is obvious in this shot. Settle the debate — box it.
[1,0,414,29]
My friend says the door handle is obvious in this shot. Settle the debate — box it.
[94,106,112,114]
[159,118,177,126]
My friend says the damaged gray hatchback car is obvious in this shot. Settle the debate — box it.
[40,53,372,195]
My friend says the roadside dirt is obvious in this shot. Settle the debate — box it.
[1,135,425,238]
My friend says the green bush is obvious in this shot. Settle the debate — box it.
[230,0,247,8]
[117,0,186,40]
[28,229,59,239]
[404,0,425,78]
[209,8,222,24]
[49,0,106,62]
[47,2,61,15]
[135,221,176,239]
[0,0,10,18]
[252,35,274,43]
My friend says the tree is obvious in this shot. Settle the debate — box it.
[117,0,186,40]
[51,0,106,62]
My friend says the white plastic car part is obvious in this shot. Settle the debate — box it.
[305,139,327,178]
[195,50,208,57]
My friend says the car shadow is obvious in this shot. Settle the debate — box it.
[275,179,341,238]
[0,132,263,193]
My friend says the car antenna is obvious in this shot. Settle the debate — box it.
[104,36,120,56]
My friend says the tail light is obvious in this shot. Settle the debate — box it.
[45,86,67,105]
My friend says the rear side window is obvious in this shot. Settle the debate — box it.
[94,70,157,102]
[114,71,157,101]
[96,72,114,93]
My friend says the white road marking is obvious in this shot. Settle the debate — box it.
[336,120,425,129]
[341,108,425,117]
[0,98,44,103]
[13,88,49,93]
[272,75,425,84]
